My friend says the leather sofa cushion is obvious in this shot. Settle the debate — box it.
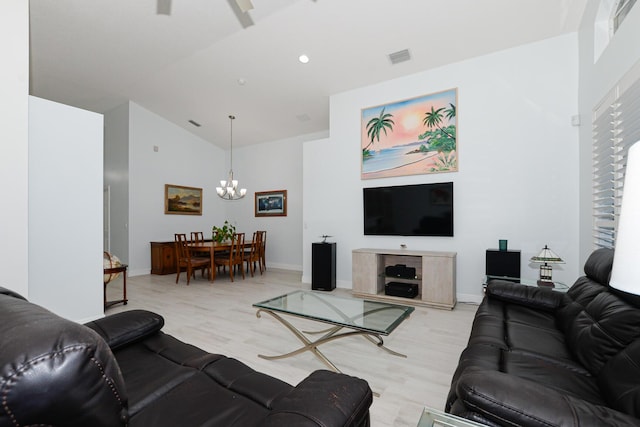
[0,291,128,427]
[85,309,164,350]
[113,331,292,425]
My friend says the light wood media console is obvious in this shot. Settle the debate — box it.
[352,248,457,309]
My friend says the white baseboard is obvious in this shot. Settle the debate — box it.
[457,292,483,305]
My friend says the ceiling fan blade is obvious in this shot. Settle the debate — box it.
[235,0,254,13]
[227,0,254,28]
[157,0,172,15]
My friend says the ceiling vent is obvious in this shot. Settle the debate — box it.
[388,49,411,65]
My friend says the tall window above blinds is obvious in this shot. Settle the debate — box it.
[613,0,637,34]
[592,62,640,249]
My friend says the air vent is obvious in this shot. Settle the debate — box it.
[388,49,411,65]
[157,0,171,15]
[188,120,201,127]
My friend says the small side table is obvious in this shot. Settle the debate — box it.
[104,264,128,310]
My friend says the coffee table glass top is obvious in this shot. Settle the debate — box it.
[253,290,414,335]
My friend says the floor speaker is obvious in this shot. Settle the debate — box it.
[486,249,521,279]
[312,242,336,291]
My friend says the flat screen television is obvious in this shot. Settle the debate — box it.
[363,182,453,237]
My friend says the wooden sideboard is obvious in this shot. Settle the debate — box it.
[150,241,177,275]
[352,248,457,309]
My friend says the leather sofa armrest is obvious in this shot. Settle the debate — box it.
[261,370,372,427]
[85,310,164,350]
[455,371,640,427]
[486,280,565,311]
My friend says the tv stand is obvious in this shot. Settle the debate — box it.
[352,248,456,309]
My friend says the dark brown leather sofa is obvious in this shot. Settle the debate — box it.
[446,248,640,426]
[0,287,372,426]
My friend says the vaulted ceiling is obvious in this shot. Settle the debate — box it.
[29,0,587,148]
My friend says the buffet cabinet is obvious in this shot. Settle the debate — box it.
[352,248,457,309]
[150,241,177,275]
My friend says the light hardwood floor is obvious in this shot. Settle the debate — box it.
[105,268,478,427]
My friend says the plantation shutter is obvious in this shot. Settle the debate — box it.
[592,62,640,249]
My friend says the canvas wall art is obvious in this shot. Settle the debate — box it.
[255,190,287,217]
[361,88,458,179]
[164,184,203,215]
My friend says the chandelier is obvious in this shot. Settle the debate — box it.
[216,115,247,200]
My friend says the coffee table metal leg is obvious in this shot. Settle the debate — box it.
[256,309,342,372]
[362,334,407,358]
[304,323,408,358]
[255,309,407,372]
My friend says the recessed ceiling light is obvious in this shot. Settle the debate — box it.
[298,54,310,64]
[237,78,247,86]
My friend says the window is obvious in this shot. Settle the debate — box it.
[613,0,637,33]
[594,0,637,62]
[592,61,640,249]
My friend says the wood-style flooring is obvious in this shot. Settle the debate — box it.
[105,268,478,427]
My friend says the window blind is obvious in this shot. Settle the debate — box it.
[592,62,640,249]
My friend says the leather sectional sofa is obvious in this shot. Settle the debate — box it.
[0,287,372,426]
[446,248,640,426]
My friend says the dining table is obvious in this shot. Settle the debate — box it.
[187,240,251,282]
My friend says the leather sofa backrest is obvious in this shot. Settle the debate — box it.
[556,249,640,418]
[0,287,128,426]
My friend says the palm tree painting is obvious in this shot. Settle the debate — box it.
[361,88,458,179]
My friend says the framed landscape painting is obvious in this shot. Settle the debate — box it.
[361,88,458,180]
[164,184,202,215]
[255,190,287,217]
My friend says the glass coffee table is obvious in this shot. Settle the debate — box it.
[417,407,487,427]
[253,290,414,373]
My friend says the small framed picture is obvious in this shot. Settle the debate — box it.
[165,184,203,215]
[255,190,287,217]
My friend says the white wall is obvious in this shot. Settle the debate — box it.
[0,1,29,297]
[104,103,130,262]
[577,1,640,265]
[303,34,581,302]
[29,96,104,321]
[127,102,228,276]
[228,132,326,271]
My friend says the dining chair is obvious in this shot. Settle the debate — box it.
[214,232,245,282]
[190,231,210,260]
[174,233,210,285]
[243,231,262,277]
[190,231,204,243]
[257,230,267,272]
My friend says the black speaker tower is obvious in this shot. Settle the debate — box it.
[312,242,336,291]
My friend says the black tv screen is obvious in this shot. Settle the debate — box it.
[363,182,453,237]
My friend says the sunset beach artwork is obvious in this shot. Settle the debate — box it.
[361,88,458,180]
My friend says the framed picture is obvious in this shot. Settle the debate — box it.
[361,88,458,179]
[164,184,202,215]
[255,190,287,217]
